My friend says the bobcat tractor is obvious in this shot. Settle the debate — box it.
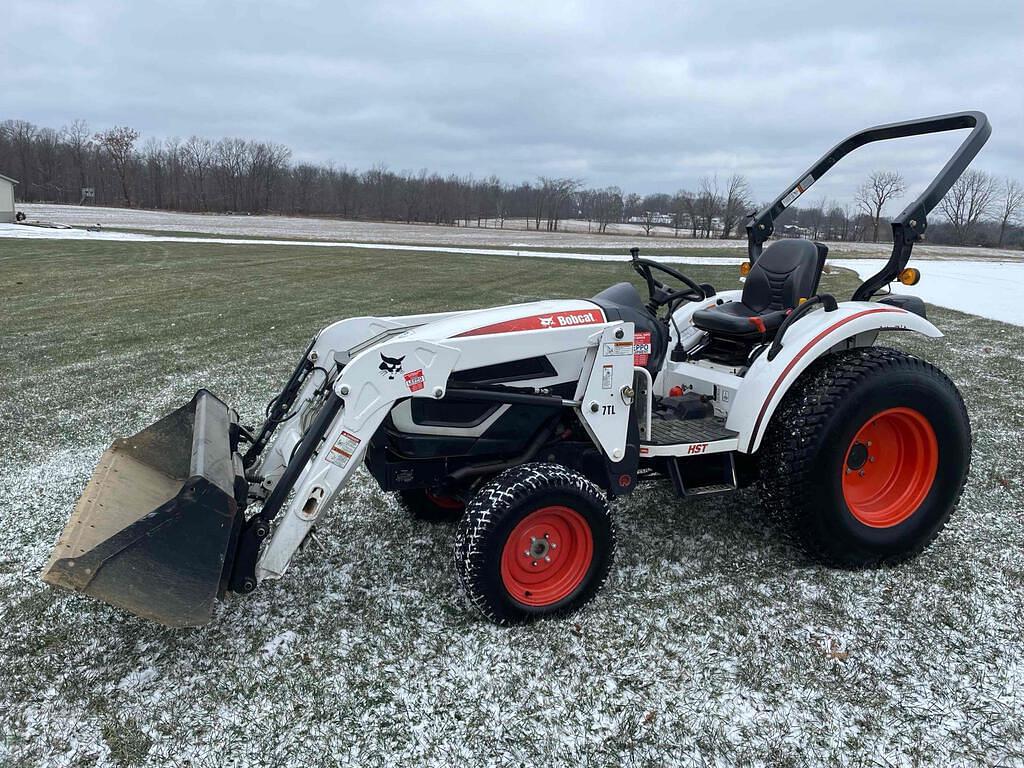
[43,111,988,626]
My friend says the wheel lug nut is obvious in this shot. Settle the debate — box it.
[858,470,865,477]
[869,456,876,462]
[544,556,551,562]
[550,543,557,549]
[531,560,538,567]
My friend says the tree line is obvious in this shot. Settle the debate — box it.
[1,119,1021,248]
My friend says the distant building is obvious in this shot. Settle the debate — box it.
[781,223,811,238]
[0,174,16,223]
[627,212,675,226]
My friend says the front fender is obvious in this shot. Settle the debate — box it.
[726,302,942,453]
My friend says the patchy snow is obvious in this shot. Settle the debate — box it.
[830,259,1024,326]
[261,630,297,659]
[19,202,1024,259]
[0,221,744,264]
[2,239,1023,766]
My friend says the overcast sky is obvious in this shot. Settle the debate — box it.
[4,0,1022,204]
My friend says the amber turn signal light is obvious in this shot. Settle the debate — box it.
[898,267,921,286]
[739,262,751,276]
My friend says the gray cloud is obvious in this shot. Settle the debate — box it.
[3,0,1021,202]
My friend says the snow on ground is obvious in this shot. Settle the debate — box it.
[4,223,1023,326]
[0,221,744,264]
[2,240,1023,766]
[20,202,1024,259]
[830,259,1024,327]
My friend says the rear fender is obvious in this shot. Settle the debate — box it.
[726,303,941,453]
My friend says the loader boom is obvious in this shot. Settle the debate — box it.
[244,318,637,586]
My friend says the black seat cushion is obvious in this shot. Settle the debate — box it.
[692,240,827,340]
[690,302,789,337]
[591,282,668,373]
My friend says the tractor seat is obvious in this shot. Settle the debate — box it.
[692,240,827,340]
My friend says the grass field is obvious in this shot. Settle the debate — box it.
[1,239,1023,767]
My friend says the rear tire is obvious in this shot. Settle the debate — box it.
[400,489,465,522]
[758,346,971,566]
[454,463,614,624]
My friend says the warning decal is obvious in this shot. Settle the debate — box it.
[326,431,361,468]
[633,331,652,367]
[603,340,634,357]
[404,368,425,392]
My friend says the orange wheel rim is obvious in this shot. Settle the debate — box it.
[500,506,594,606]
[841,407,938,528]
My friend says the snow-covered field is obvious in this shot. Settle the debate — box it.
[1,237,1023,766]
[4,223,1023,326]
[20,202,1024,259]
[829,259,1024,327]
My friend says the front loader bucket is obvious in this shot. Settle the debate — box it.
[42,390,245,628]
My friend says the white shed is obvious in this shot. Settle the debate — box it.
[0,174,17,223]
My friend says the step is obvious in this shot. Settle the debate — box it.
[665,453,738,499]
[640,415,738,458]
[682,483,736,497]
[645,416,736,446]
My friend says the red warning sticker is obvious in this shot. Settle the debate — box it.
[326,431,361,468]
[633,331,652,367]
[404,368,425,392]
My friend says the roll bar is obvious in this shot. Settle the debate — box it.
[745,111,991,301]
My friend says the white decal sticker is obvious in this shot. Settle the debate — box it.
[603,341,634,357]
[602,364,614,389]
[327,431,361,468]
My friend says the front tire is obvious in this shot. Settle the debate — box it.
[454,463,614,624]
[758,346,971,566]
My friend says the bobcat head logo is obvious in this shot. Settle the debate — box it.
[379,353,405,379]
[539,316,554,328]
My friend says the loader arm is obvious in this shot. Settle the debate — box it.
[246,320,637,587]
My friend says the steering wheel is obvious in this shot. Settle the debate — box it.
[630,250,706,311]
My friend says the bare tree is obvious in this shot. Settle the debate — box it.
[3,120,38,196]
[804,198,827,240]
[181,136,214,210]
[623,192,643,224]
[639,210,656,236]
[591,187,623,233]
[995,177,1024,248]
[855,171,905,243]
[939,169,997,245]
[214,138,246,211]
[95,126,140,206]
[670,190,692,237]
[695,176,722,238]
[539,178,581,231]
[718,174,751,238]
[62,119,92,192]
